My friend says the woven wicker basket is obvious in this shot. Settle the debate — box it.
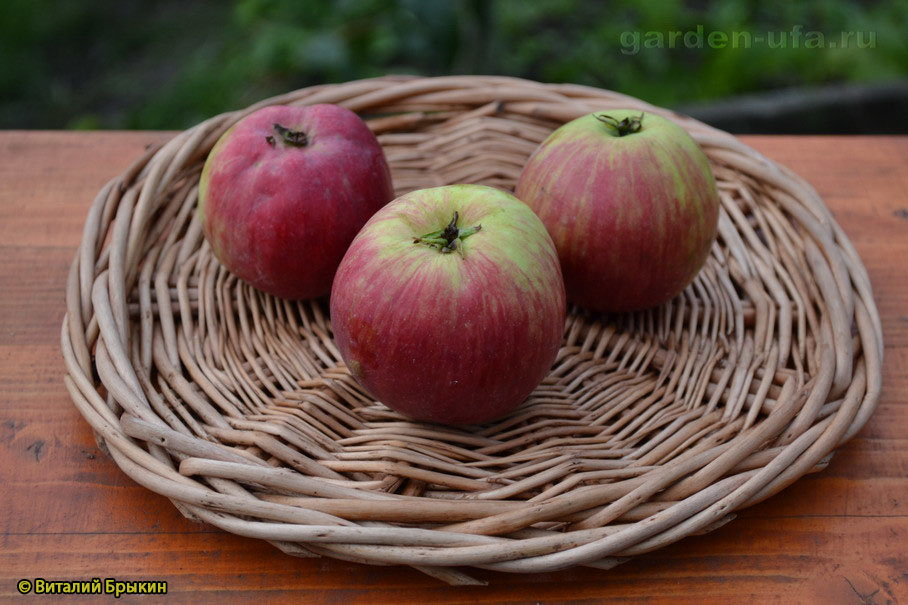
[61,75,883,585]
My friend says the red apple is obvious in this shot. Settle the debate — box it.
[198,104,394,299]
[330,185,566,425]
[515,110,720,312]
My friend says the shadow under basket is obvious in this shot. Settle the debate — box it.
[61,76,883,585]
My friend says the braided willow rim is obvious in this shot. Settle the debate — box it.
[61,75,883,585]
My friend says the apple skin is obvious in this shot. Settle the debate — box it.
[515,109,720,313]
[198,104,394,300]
[330,185,566,425]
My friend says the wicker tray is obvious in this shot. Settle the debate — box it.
[61,75,883,585]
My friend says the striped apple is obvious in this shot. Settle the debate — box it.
[515,109,720,313]
[330,185,565,425]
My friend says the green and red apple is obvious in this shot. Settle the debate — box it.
[516,110,720,313]
[198,104,394,300]
[330,185,566,425]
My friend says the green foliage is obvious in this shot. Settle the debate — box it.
[1,0,905,129]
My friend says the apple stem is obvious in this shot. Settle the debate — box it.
[594,112,644,136]
[269,123,308,147]
[413,211,482,256]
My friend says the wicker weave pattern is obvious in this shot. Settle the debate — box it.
[61,76,882,584]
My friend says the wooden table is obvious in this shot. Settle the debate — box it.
[1,132,905,603]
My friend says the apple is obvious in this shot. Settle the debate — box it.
[330,185,566,425]
[198,104,394,300]
[515,109,720,313]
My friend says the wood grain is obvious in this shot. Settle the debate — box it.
[0,132,905,603]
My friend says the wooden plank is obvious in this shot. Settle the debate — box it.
[0,132,905,602]
[0,132,174,248]
[1,519,904,601]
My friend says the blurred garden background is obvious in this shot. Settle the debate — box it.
[2,0,907,133]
